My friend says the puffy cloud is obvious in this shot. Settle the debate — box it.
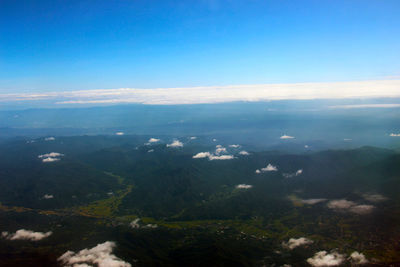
[236,184,253,189]
[212,138,217,142]
[4,80,400,105]
[349,251,368,265]
[261,164,278,172]
[239,151,250,156]
[280,135,295,139]
[389,133,400,137]
[327,199,374,214]
[115,132,124,136]
[255,169,261,174]
[362,193,387,203]
[301,198,327,205]
[58,241,131,267]
[39,152,64,163]
[166,140,183,148]
[43,194,54,199]
[190,136,197,140]
[193,149,234,160]
[282,237,313,250]
[193,152,211,159]
[2,229,52,241]
[148,138,160,143]
[229,144,240,148]
[44,137,55,141]
[42,157,60,163]
[38,152,64,158]
[307,251,346,267]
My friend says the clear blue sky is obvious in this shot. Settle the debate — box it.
[1,0,399,93]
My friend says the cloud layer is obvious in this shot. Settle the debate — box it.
[2,80,400,105]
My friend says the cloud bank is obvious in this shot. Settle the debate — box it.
[58,241,131,267]
[2,229,52,241]
[2,80,400,105]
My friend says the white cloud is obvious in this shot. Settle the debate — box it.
[327,199,374,214]
[280,135,295,139]
[215,146,227,155]
[255,169,261,174]
[190,136,197,140]
[229,144,240,148]
[236,184,253,189]
[283,169,303,178]
[147,149,154,153]
[362,193,388,203]
[390,133,400,137]
[38,152,64,158]
[58,241,131,267]
[193,151,234,160]
[148,138,160,143]
[115,132,124,136]
[239,151,250,155]
[329,104,400,109]
[43,194,54,199]
[208,154,234,160]
[193,152,212,159]
[3,80,400,105]
[2,229,52,241]
[307,251,346,267]
[301,198,327,205]
[349,252,369,265]
[44,137,55,141]
[261,164,278,172]
[130,218,140,229]
[212,138,217,142]
[42,157,60,163]
[282,237,313,250]
[166,140,183,148]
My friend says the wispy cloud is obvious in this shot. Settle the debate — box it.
[283,169,303,178]
[301,198,327,205]
[58,241,131,267]
[280,135,295,139]
[329,104,400,109]
[239,150,250,155]
[44,137,55,141]
[390,133,400,137]
[43,194,54,199]
[2,229,52,241]
[2,80,400,105]
[236,184,253,189]
[115,132,125,136]
[327,199,374,214]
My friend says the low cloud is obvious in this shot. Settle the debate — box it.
[39,152,64,163]
[280,135,295,139]
[2,229,52,241]
[301,198,327,205]
[147,149,154,153]
[307,251,346,267]
[239,151,250,155]
[215,146,227,155]
[44,137,55,141]
[282,237,313,250]
[349,251,368,265]
[208,154,234,160]
[193,147,234,161]
[130,218,140,229]
[43,194,54,199]
[362,193,388,203]
[327,199,374,214]
[166,140,183,148]
[148,138,160,143]
[58,241,131,267]
[259,163,278,172]
[330,104,400,109]
[190,136,197,140]
[115,132,124,136]
[229,144,240,148]
[389,133,400,137]
[193,152,212,159]
[236,184,253,189]
[283,169,303,178]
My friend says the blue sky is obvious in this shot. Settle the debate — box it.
[1,0,400,94]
